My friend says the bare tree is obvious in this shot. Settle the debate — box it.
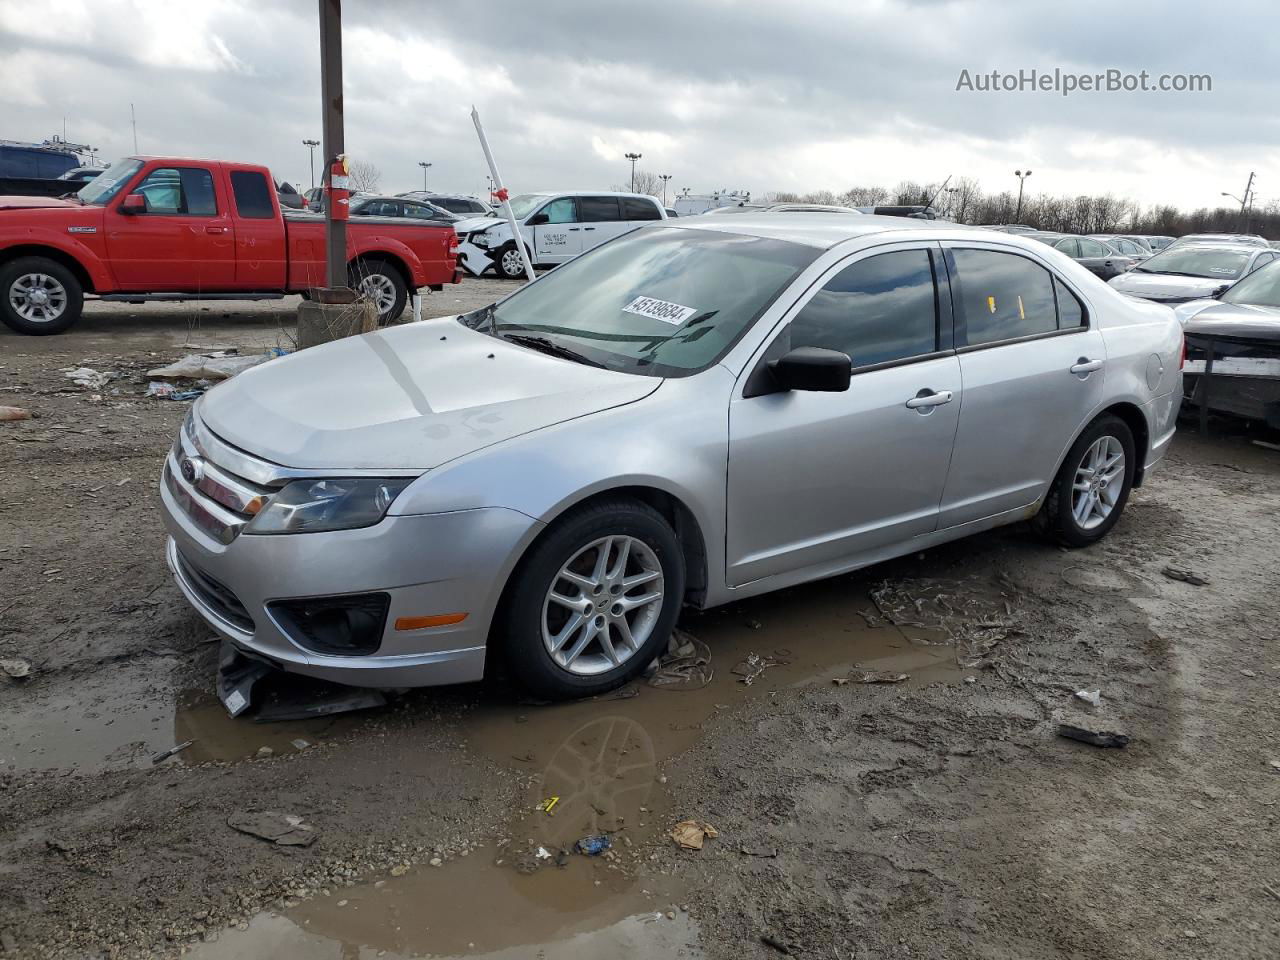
[610,170,664,197]
[839,185,890,207]
[348,160,382,194]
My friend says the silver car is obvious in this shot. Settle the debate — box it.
[1108,243,1279,303]
[160,216,1183,699]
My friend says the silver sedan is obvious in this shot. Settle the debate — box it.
[160,216,1183,700]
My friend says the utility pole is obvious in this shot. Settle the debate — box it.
[418,161,432,191]
[130,103,138,153]
[658,174,673,206]
[625,152,642,193]
[319,0,347,290]
[1013,169,1032,222]
[1240,171,1255,231]
[303,139,319,189]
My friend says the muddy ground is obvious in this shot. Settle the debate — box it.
[1,286,1278,959]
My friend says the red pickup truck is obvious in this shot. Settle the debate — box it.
[0,156,459,335]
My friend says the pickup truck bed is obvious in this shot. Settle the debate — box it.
[0,157,459,335]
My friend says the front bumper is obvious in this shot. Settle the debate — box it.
[457,240,496,277]
[161,473,540,688]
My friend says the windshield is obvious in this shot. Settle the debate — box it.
[1137,247,1251,279]
[1221,260,1280,306]
[507,194,549,219]
[459,226,819,377]
[77,158,142,205]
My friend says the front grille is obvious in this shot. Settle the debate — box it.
[166,416,276,544]
[175,547,255,632]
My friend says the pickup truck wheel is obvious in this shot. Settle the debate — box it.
[349,258,407,324]
[0,257,84,335]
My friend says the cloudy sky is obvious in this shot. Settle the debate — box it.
[2,0,1276,210]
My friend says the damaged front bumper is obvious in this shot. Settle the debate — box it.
[457,239,497,277]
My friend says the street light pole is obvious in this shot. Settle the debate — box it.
[303,139,319,189]
[625,152,642,193]
[418,161,432,191]
[658,174,673,206]
[1013,169,1032,223]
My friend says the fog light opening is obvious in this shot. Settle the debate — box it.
[269,593,390,657]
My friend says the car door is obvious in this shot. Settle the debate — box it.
[1078,237,1122,278]
[577,196,628,252]
[228,168,286,289]
[622,196,664,230]
[726,244,962,586]
[105,164,236,289]
[531,197,583,263]
[937,244,1107,528]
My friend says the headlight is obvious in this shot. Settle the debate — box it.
[470,230,491,248]
[245,477,414,535]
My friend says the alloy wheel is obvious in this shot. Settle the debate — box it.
[356,273,396,316]
[1072,435,1125,530]
[501,249,524,276]
[8,273,67,324]
[541,535,664,676]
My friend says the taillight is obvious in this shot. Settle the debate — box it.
[449,234,460,250]
[1180,335,1186,370]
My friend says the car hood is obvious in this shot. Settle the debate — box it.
[452,215,504,233]
[0,195,82,210]
[198,318,661,471]
[1108,271,1233,299]
[1181,301,1280,342]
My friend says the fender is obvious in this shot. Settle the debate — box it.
[0,225,117,291]
[348,233,426,287]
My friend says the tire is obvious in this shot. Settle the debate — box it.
[349,258,407,324]
[1038,414,1136,547]
[500,498,686,700]
[0,256,84,335]
[496,243,532,280]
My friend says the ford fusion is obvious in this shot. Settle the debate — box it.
[161,216,1183,700]
[1108,243,1277,304]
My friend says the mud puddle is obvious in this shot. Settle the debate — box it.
[193,573,985,958]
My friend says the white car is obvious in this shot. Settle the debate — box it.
[456,191,666,279]
[1107,243,1279,304]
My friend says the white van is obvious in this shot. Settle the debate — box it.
[455,191,666,279]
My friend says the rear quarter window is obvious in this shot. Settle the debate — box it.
[952,249,1061,346]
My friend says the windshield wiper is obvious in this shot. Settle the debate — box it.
[501,333,604,368]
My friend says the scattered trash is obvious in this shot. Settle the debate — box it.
[837,669,909,685]
[761,933,795,955]
[291,739,311,750]
[1057,723,1130,748]
[1161,567,1208,587]
[670,819,718,850]
[535,846,552,860]
[0,659,31,680]
[731,650,790,685]
[63,367,112,389]
[1241,669,1257,678]
[226,811,316,847]
[114,477,130,487]
[648,629,714,689]
[389,864,410,877]
[150,740,194,764]
[266,346,291,358]
[216,642,273,717]
[536,796,560,816]
[147,381,207,401]
[0,406,30,422]
[148,353,271,381]
[1074,689,1102,707]
[740,845,778,858]
[576,835,612,856]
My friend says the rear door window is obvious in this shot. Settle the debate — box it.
[622,197,663,221]
[578,196,623,222]
[230,170,275,219]
[951,249,1060,346]
[1054,238,1080,257]
[788,249,939,368]
[1078,238,1110,258]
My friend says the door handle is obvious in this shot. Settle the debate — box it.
[583,226,596,231]
[1070,358,1103,375]
[568,227,580,231]
[905,389,954,410]
[205,226,227,234]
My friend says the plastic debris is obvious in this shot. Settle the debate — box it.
[148,353,271,381]
[1058,723,1130,748]
[1,658,32,679]
[740,845,778,858]
[291,739,311,750]
[535,846,552,860]
[1161,567,1208,587]
[63,367,111,389]
[226,811,316,847]
[0,406,30,422]
[1075,689,1102,707]
[837,669,909,685]
[731,651,791,685]
[575,835,612,856]
[536,796,560,816]
[648,629,714,689]
[150,740,194,764]
[146,381,176,398]
[670,819,718,850]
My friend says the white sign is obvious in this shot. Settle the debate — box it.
[622,296,698,326]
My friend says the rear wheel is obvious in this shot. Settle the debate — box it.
[1038,414,1135,547]
[0,257,84,335]
[349,258,407,324]
[501,498,685,700]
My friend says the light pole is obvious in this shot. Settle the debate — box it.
[658,174,673,206]
[302,139,320,189]
[1013,169,1032,222]
[418,161,432,191]
[625,152,642,193]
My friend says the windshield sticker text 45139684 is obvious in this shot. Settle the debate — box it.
[622,296,698,326]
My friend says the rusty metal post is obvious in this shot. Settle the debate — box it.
[319,0,347,290]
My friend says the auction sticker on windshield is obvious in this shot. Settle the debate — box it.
[623,296,698,325]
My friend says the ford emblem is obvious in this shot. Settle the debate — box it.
[180,457,203,483]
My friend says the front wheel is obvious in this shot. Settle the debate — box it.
[349,258,408,324]
[1038,414,1136,547]
[0,257,84,335]
[500,499,686,700]
[496,244,532,280]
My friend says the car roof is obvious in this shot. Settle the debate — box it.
[666,212,1015,250]
[517,190,660,200]
[1154,241,1263,254]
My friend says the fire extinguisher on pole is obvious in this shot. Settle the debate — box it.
[326,154,351,221]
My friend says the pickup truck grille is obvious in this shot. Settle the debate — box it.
[165,416,276,545]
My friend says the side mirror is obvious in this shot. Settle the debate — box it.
[769,346,852,392]
[119,193,147,215]
[526,213,549,226]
